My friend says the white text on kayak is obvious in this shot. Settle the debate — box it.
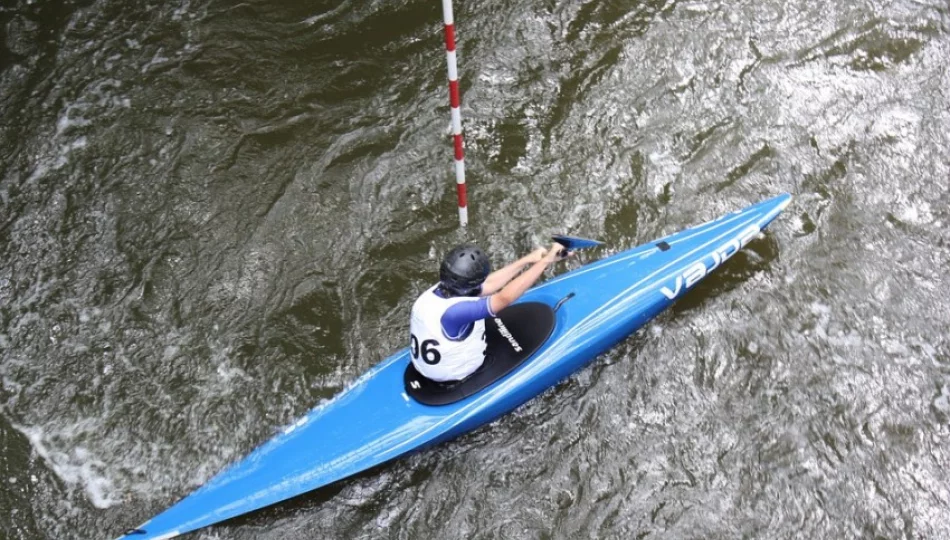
[494,318,523,352]
[660,224,761,300]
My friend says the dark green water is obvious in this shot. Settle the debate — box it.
[2,0,948,538]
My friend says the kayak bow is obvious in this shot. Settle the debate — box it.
[118,193,791,539]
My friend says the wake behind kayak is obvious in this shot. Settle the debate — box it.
[117,194,792,539]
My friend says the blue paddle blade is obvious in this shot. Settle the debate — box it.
[551,234,604,251]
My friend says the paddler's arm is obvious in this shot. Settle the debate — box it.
[488,242,567,314]
[479,247,547,295]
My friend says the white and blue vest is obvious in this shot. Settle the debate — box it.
[409,285,487,382]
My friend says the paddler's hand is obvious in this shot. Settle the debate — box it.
[543,241,572,263]
[526,247,547,265]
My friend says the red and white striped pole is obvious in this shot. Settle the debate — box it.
[441,0,468,226]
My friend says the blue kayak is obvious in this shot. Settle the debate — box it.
[118,193,791,539]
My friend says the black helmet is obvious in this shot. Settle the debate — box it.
[439,244,491,296]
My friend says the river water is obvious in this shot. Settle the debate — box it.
[1,0,948,538]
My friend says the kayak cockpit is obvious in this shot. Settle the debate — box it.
[404,302,555,406]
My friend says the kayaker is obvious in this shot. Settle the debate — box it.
[409,241,569,382]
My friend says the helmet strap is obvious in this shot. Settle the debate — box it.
[436,283,479,298]
[436,283,455,297]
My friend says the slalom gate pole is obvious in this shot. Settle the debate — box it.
[441,0,468,226]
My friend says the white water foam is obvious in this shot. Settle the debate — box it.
[303,1,351,26]
[15,422,119,508]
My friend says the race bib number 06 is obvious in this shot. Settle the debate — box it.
[410,334,441,365]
